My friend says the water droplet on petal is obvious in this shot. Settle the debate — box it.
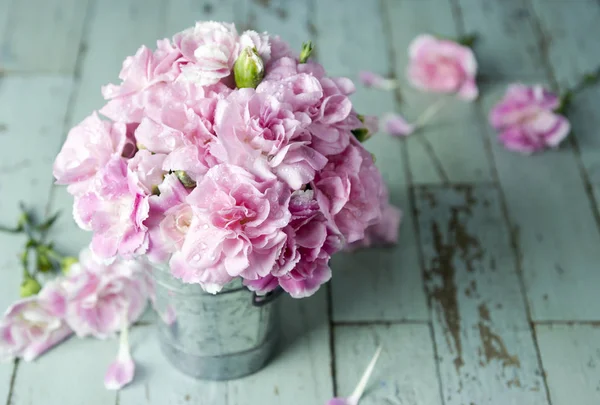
[192,254,201,262]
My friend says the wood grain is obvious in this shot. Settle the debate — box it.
[164,0,247,37]
[455,0,545,80]
[315,0,428,322]
[415,185,549,405]
[479,83,600,321]
[0,75,74,405]
[0,0,89,73]
[246,0,310,51]
[334,324,442,405]
[536,324,600,405]
[384,0,494,184]
[11,336,117,405]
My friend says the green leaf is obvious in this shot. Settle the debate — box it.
[299,41,314,64]
[37,211,61,233]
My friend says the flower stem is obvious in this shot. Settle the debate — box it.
[118,312,131,360]
[348,346,383,405]
[413,98,449,129]
[558,65,600,114]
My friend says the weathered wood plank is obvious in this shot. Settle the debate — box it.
[0,0,89,74]
[0,0,12,50]
[529,0,600,216]
[334,324,442,405]
[119,325,228,405]
[454,0,545,80]
[479,83,600,321]
[416,185,549,405]
[69,0,165,125]
[384,0,494,184]
[246,0,309,50]
[536,324,600,405]
[11,336,117,405]
[315,0,428,322]
[0,75,74,405]
[228,290,332,404]
[164,0,247,37]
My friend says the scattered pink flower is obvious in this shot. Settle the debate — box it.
[489,84,571,154]
[383,113,415,137]
[358,71,397,90]
[326,346,383,405]
[62,249,150,339]
[407,34,478,101]
[0,287,72,362]
[104,316,135,390]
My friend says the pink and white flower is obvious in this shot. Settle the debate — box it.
[489,84,571,154]
[407,34,478,101]
[0,285,72,362]
[61,250,149,339]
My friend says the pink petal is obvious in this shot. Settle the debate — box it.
[383,113,415,137]
[358,71,397,90]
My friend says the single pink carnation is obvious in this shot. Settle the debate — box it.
[407,34,478,101]
[170,164,291,293]
[489,84,570,154]
[74,158,150,260]
[173,21,239,86]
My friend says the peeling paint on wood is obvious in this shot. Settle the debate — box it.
[416,185,549,405]
[536,324,600,405]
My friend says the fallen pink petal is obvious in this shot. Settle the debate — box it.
[326,346,383,405]
[104,317,135,390]
[359,71,397,91]
[383,113,415,137]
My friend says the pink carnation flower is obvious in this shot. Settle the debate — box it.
[74,158,150,260]
[61,250,150,339]
[170,164,291,293]
[489,84,571,154]
[314,140,383,244]
[53,113,127,193]
[407,34,478,101]
[173,21,239,86]
[0,284,72,362]
[101,39,181,122]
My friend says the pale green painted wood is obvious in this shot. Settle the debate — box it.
[479,83,600,321]
[334,325,442,405]
[11,336,117,405]
[69,0,166,125]
[0,75,73,404]
[530,0,600,213]
[455,0,545,80]
[536,324,600,405]
[0,0,89,73]
[228,290,333,404]
[246,0,310,52]
[383,0,494,184]
[164,0,247,37]
[315,0,428,322]
[0,0,12,48]
[415,185,549,405]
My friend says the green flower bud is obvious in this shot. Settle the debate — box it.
[174,170,196,188]
[61,256,78,275]
[234,47,265,89]
[299,41,314,63]
[351,128,371,143]
[20,276,41,298]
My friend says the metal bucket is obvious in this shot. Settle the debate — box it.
[151,263,281,380]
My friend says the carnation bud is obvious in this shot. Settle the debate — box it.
[351,128,371,143]
[20,275,41,297]
[234,47,265,89]
[174,170,196,188]
[61,256,78,275]
[36,249,53,273]
[299,41,313,63]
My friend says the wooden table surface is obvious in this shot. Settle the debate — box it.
[1,0,599,404]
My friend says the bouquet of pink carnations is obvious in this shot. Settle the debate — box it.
[53,21,397,299]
